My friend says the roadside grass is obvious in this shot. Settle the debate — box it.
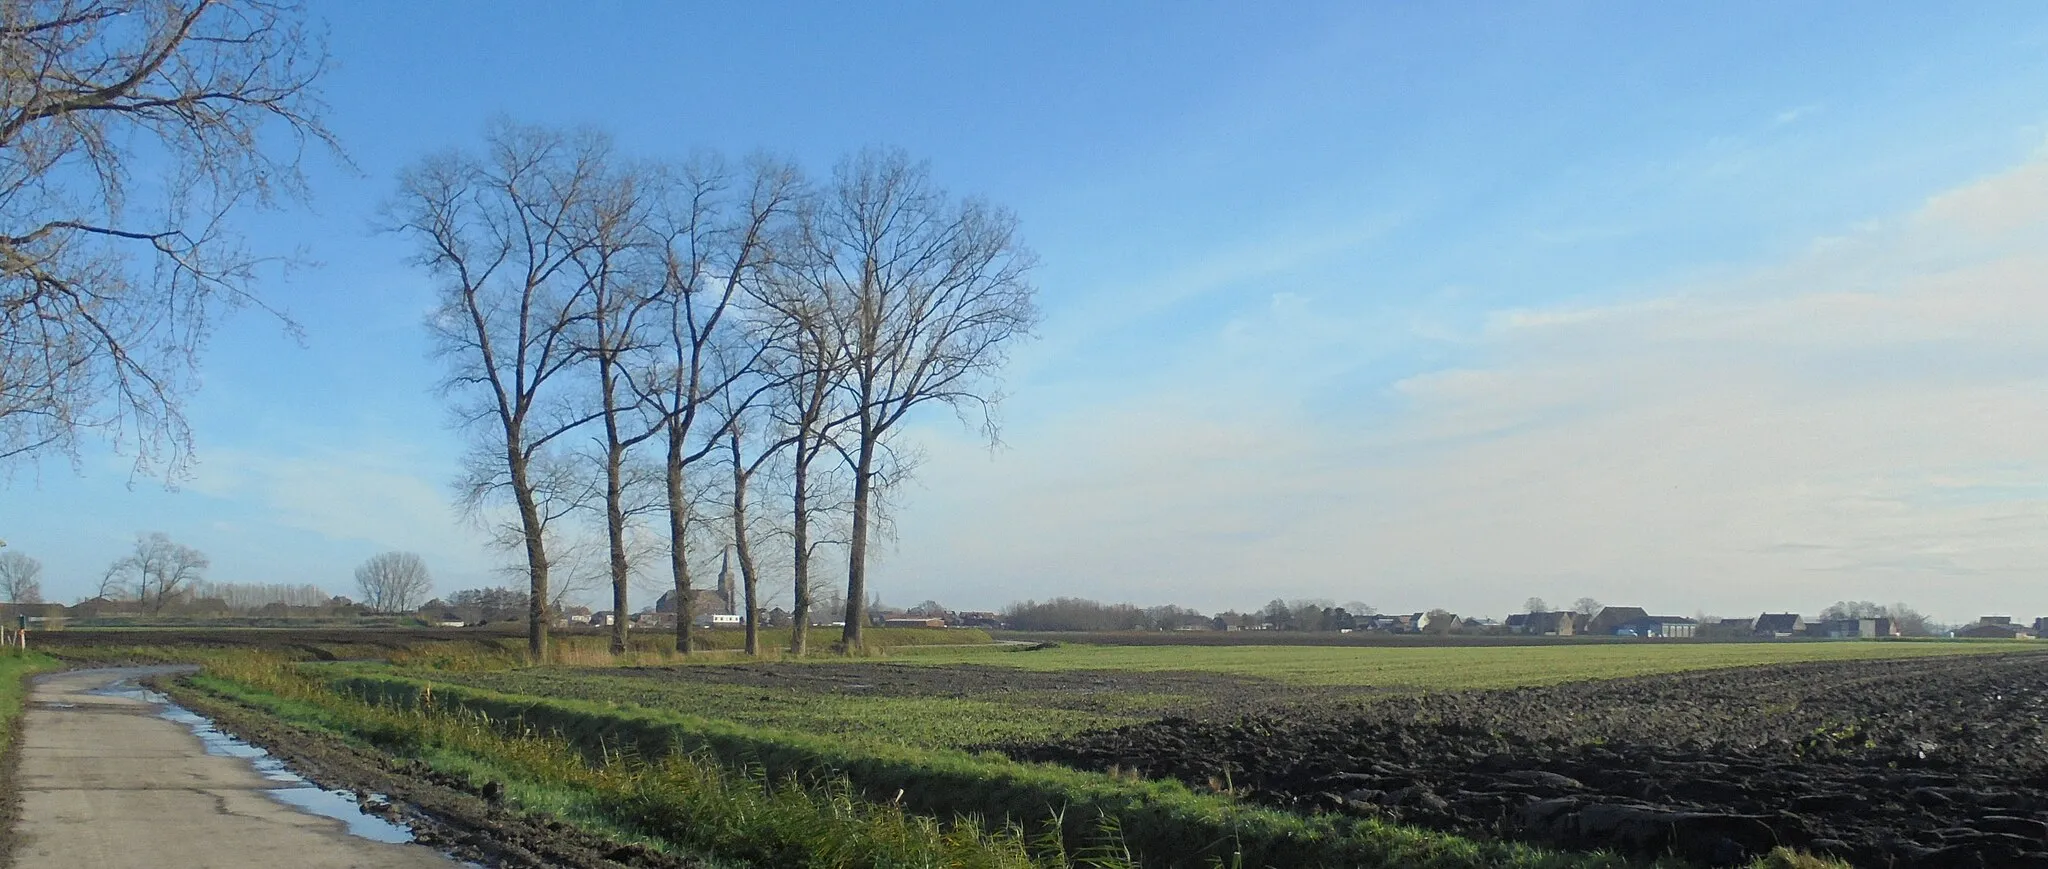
[230,658,1840,869]
[0,650,61,867]
[0,650,59,755]
[889,639,2027,688]
[180,660,1082,869]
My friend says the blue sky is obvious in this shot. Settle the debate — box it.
[6,2,2048,622]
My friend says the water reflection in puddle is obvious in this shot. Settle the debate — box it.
[86,671,418,844]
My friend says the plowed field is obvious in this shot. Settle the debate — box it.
[1008,650,2048,867]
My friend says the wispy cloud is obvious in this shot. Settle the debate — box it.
[885,153,2048,623]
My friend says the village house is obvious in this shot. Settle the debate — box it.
[1506,611,1576,636]
[1958,616,2035,639]
[1753,613,1804,638]
[1527,611,1575,636]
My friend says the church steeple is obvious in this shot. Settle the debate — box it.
[717,547,736,614]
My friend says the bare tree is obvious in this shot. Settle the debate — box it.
[105,531,206,611]
[529,527,611,616]
[94,561,130,601]
[1572,597,1602,616]
[1886,602,1932,637]
[634,154,801,654]
[354,551,432,612]
[0,550,41,603]
[565,155,664,655]
[0,0,336,477]
[395,121,617,660]
[1423,608,1457,635]
[797,148,1038,649]
[1524,597,1550,614]
[754,270,850,656]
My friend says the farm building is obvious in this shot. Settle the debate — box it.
[1958,617,2034,639]
[1586,606,1648,635]
[1611,615,1697,638]
[1753,613,1804,637]
[883,617,946,628]
[1811,618,1896,638]
[1508,611,1576,635]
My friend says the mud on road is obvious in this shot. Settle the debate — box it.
[1009,650,2048,868]
[161,679,701,869]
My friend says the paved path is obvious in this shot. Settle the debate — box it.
[10,668,458,869]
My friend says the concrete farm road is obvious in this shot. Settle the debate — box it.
[10,668,459,869]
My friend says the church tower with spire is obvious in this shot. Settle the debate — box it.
[716,547,736,614]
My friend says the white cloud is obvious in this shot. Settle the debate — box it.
[186,443,496,579]
[881,154,2048,623]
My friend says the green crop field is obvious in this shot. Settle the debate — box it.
[360,638,2031,754]
[419,666,1153,748]
[893,637,2027,688]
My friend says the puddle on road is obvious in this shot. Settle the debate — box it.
[85,670,419,845]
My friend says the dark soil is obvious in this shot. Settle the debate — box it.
[31,627,514,661]
[1007,650,2048,868]
[158,677,704,869]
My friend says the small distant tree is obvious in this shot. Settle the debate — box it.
[908,600,947,617]
[354,552,433,612]
[1885,602,1932,637]
[448,587,529,623]
[105,532,207,611]
[1524,597,1550,614]
[1819,600,1885,621]
[0,551,42,603]
[1423,608,1457,635]
[1343,601,1378,617]
[1572,597,1601,616]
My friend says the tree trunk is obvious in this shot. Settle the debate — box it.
[667,426,695,654]
[605,440,630,656]
[509,448,550,662]
[730,431,761,656]
[842,432,874,650]
[788,442,812,657]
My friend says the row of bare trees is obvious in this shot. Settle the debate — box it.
[397,121,1037,660]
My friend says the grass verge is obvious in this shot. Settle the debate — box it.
[0,650,60,868]
[185,655,1122,869]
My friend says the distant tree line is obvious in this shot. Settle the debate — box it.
[1002,598,1209,632]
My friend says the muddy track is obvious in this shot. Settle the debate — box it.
[1007,650,2048,868]
[159,678,702,869]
